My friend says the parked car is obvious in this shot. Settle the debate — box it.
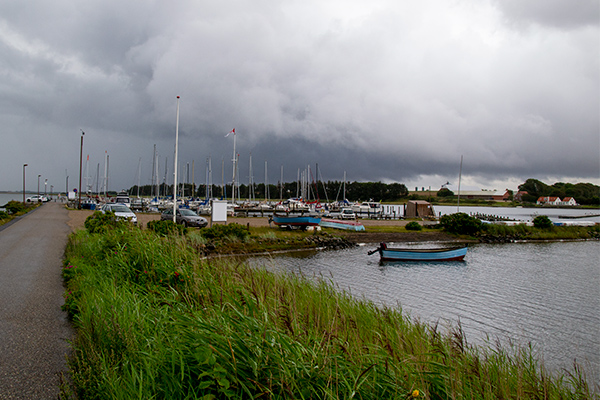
[26,195,48,203]
[161,208,208,228]
[100,203,137,224]
[340,208,357,220]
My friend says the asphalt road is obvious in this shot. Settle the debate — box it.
[0,203,73,399]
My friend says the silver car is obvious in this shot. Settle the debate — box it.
[161,208,208,228]
[100,203,138,224]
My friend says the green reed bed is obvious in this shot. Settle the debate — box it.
[62,226,595,399]
[481,223,600,241]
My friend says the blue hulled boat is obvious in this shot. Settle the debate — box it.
[369,242,468,262]
[272,213,321,229]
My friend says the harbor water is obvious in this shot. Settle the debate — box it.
[245,240,600,384]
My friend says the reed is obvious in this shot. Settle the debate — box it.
[61,226,597,399]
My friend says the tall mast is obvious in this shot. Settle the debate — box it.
[231,128,237,204]
[151,144,157,198]
[280,165,283,201]
[172,96,180,223]
[457,155,463,212]
[264,160,269,202]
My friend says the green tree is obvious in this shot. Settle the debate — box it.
[440,213,483,235]
[532,215,553,229]
[437,188,454,197]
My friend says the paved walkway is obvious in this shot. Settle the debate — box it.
[0,203,73,399]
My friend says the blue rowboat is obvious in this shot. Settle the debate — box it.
[369,242,468,261]
[272,213,322,228]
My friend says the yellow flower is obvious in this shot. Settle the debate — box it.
[411,389,420,398]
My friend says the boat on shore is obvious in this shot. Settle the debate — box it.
[369,242,468,261]
[271,213,321,229]
[319,218,365,231]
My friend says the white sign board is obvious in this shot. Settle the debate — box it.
[211,200,228,223]
[68,191,76,200]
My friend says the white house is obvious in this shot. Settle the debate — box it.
[537,196,561,206]
[560,197,578,206]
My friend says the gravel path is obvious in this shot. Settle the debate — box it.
[0,202,73,399]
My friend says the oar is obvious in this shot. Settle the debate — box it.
[367,247,380,256]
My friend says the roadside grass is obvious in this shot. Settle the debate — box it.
[0,201,40,226]
[61,226,595,399]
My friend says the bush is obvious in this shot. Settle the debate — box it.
[147,219,185,236]
[440,212,484,235]
[5,201,25,214]
[84,211,127,234]
[201,223,249,242]
[0,211,8,220]
[532,215,553,229]
[405,221,423,231]
[437,188,454,197]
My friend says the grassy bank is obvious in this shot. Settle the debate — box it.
[478,223,600,242]
[0,201,39,226]
[60,224,595,399]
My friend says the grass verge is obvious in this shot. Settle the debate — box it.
[61,226,596,399]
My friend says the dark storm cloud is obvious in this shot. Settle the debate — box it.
[0,0,598,193]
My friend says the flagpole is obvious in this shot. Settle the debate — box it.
[173,96,180,223]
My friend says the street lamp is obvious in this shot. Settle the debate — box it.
[78,130,85,209]
[22,164,28,203]
[38,175,41,202]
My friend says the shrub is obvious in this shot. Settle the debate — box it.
[405,221,423,231]
[437,188,454,197]
[84,211,127,234]
[5,201,25,214]
[439,212,484,235]
[147,219,185,236]
[532,215,553,229]
[201,223,249,242]
[0,211,8,220]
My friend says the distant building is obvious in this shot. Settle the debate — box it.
[560,197,578,206]
[457,190,508,201]
[514,190,528,202]
[537,196,561,206]
[405,200,435,218]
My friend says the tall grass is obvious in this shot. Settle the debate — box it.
[62,226,597,399]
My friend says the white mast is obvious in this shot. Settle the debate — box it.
[457,155,463,213]
[265,160,269,202]
[280,165,283,201]
[231,128,237,204]
[172,96,180,223]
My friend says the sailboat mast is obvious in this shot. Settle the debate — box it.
[172,96,180,223]
[231,129,237,204]
[280,165,283,201]
[457,155,463,212]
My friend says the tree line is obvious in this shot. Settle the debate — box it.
[518,179,599,205]
[128,180,409,203]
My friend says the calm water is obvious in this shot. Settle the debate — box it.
[0,192,23,206]
[245,241,600,383]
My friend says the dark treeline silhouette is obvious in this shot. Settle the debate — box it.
[128,181,410,203]
[518,179,599,205]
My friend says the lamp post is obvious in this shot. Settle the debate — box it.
[44,179,48,197]
[22,164,28,203]
[78,130,85,209]
[38,175,41,202]
[51,185,53,200]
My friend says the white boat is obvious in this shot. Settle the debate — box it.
[351,201,382,217]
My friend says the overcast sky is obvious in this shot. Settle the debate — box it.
[1,0,598,195]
